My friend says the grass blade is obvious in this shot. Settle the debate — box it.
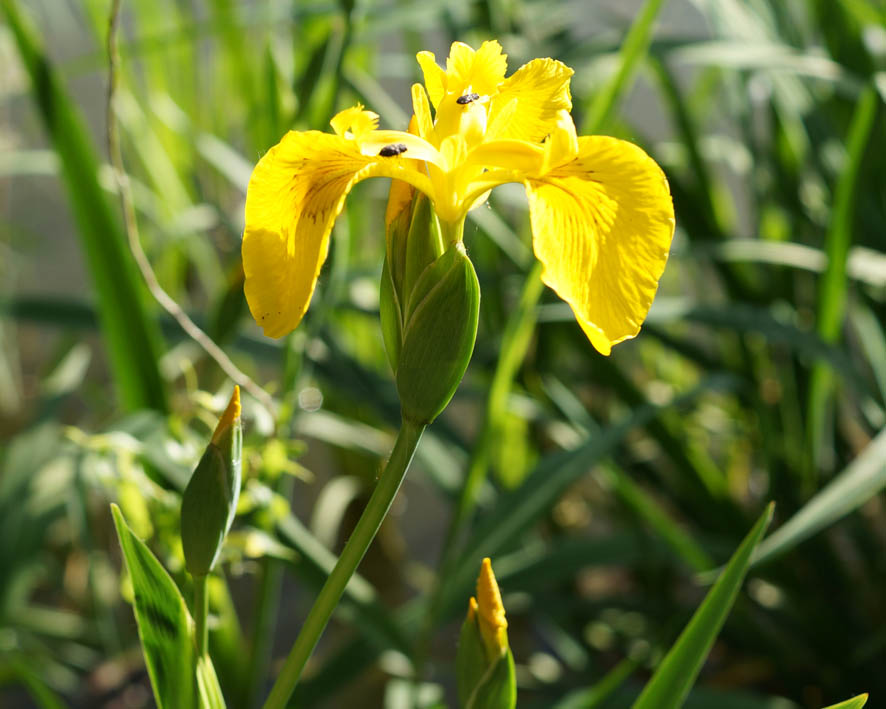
[2,0,167,413]
[751,428,886,568]
[632,503,774,709]
[111,503,222,708]
[806,85,879,470]
[437,376,735,621]
[822,696,868,709]
[582,0,667,133]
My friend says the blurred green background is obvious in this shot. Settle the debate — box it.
[1,0,885,707]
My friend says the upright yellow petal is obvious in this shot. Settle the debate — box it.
[489,58,573,143]
[445,40,508,97]
[417,51,445,107]
[526,136,674,354]
[243,131,433,338]
[418,41,508,108]
[330,105,379,139]
[411,83,434,140]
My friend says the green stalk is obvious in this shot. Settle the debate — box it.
[262,419,425,709]
[194,574,209,657]
[805,85,878,476]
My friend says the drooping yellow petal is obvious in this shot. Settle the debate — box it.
[526,136,675,355]
[489,58,573,143]
[242,131,433,338]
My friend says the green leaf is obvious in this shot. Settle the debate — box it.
[806,85,879,468]
[632,504,774,709]
[465,650,516,709]
[822,696,868,709]
[111,503,225,708]
[439,375,735,622]
[582,0,667,133]
[197,655,227,709]
[751,428,886,568]
[457,611,488,708]
[1,0,166,413]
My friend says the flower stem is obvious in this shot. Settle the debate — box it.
[262,418,425,709]
[193,574,209,656]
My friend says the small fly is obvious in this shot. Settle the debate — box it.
[379,143,408,157]
[456,92,480,105]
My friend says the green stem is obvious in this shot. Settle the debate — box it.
[262,418,425,709]
[414,261,544,680]
[194,574,209,657]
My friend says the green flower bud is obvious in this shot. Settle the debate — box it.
[456,559,516,709]
[181,387,242,577]
[396,240,479,424]
[380,189,480,425]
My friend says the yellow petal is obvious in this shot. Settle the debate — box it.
[417,50,445,107]
[446,40,508,97]
[243,131,433,338]
[330,105,379,139]
[467,139,544,173]
[356,130,441,164]
[385,177,415,232]
[411,83,434,140]
[489,58,573,143]
[541,110,579,174]
[526,136,675,355]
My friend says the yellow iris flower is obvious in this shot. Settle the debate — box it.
[242,40,675,355]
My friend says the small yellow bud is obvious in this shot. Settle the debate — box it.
[456,558,516,709]
[476,557,508,658]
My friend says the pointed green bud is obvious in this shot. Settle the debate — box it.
[396,240,479,424]
[456,559,516,709]
[181,387,243,577]
[380,185,480,425]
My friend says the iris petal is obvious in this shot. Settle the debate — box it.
[445,40,508,97]
[489,58,573,144]
[525,136,675,355]
[242,131,433,338]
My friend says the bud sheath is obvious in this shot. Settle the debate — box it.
[181,387,243,577]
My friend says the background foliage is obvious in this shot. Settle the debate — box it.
[1,0,885,707]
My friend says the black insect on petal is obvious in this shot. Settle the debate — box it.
[379,143,408,157]
[456,92,480,105]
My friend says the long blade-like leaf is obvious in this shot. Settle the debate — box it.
[111,504,225,708]
[632,504,774,709]
[806,85,879,468]
[2,0,167,413]
[822,696,868,709]
[751,428,886,567]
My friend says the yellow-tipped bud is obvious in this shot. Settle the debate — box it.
[211,385,241,444]
[467,596,478,623]
[181,387,243,577]
[476,557,508,658]
[456,558,516,709]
